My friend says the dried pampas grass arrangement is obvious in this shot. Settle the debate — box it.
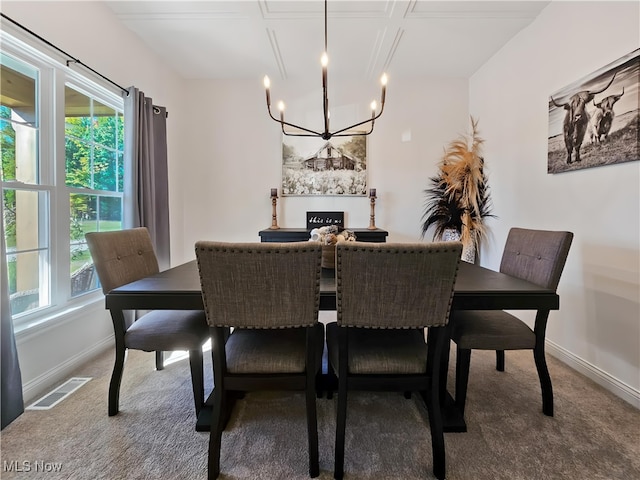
[421,117,495,259]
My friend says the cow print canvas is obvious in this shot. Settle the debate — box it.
[548,48,639,173]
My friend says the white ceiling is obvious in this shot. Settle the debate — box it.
[105,0,550,82]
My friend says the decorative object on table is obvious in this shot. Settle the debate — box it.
[309,225,357,269]
[263,0,387,141]
[548,48,638,174]
[306,211,344,230]
[282,135,367,196]
[269,188,280,230]
[368,188,377,230]
[421,117,494,263]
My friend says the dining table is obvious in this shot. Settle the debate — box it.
[105,259,559,433]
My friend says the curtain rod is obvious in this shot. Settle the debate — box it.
[1,13,129,95]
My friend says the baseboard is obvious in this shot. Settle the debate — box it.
[546,340,640,409]
[21,336,113,404]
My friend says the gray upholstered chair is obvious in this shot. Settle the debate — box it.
[195,241,324,480]
[326,241,462,480]
[86,227,209,417]
[450,227,573,418]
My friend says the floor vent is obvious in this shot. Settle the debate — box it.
[26,377,92,410]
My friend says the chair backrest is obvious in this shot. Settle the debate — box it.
[85,227,160,294]
[195,241,322,328]
[500,228,573,290]
[336,241,462,329]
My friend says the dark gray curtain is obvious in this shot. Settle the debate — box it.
[123,87,170,270]
[1,205,24,429]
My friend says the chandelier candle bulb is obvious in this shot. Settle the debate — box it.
[381,74,387,104]
[263,76,271,105]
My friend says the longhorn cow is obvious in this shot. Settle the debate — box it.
[551,73,617,164]
[589,87,624,144]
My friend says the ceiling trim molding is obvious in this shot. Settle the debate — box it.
[266,28,287,81]
[365,28,387,81]
[404,0,544,20]
[114,12,248,22]
[382,28,404,75]
[259,0,394,20]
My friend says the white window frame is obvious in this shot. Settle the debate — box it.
[1,28,125,334]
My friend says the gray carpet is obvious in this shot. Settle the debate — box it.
[1,334,638,479]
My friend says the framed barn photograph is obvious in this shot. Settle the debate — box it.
[547,48,639,174]
[281,134,367,195]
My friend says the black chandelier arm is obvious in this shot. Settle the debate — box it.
[329,101,386,137]
[266,105,323,136]
[330,121,375,137]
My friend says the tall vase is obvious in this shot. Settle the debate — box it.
[442,228,476,263]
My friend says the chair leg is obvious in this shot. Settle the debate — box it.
[455,348,472,418]
[533,345,554,416]
[188,348,205,415]
[108,345,126,416]
[155,351,164,370]
[306,380,320,477]
[334,375,348,480]
[427,328,447,480]
[208,384,224,479]
[496,350,505,371]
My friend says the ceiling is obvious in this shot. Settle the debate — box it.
[104,0,550,83]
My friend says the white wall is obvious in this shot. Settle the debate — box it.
[2,1,188,402]
[469,1,639,404]
[176,76,469,263]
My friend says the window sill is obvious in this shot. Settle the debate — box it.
[14,293,106,340]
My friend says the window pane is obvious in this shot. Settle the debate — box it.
[64,136,90,188]
[117,152,124,192]
[1,58,39,184]
[7,250,49,315]
[93,145,116,191]
[65,86,91,142]
[3,188,50,315]
[69,193,120,297]
[70,193,95,297]
[116,111,124,151]
[98,196,122,230]
[3,188,47,251]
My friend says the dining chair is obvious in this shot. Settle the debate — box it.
[326,241,462,480]
[86,227,209,417]
[195,241,324,480]
[450,227,573,418]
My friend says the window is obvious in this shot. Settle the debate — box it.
[1,32,125,327]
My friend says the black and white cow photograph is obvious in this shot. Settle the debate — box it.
[548,48,639,174]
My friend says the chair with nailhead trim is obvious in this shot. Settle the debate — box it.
[450,227,573,419]
[86,227,209,417]
[195,241,324,480]
[326,241,462,480]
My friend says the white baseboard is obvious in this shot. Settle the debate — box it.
[546,340,640,409]
[21,336,113,404]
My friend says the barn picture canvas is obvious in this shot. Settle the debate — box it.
[547,48,639,174]
[281,134,367,195]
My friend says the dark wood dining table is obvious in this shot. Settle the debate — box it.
[105,259,559,432]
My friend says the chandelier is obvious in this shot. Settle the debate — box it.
[263,0,387,141]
